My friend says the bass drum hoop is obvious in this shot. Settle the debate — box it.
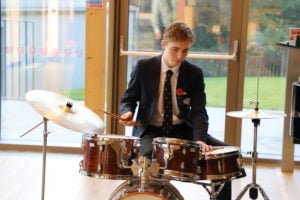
[108,178,184,200]
[79,170,133,180]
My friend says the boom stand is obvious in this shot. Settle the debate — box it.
[236,118,270,200]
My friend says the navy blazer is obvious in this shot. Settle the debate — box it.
[120,55,209,142]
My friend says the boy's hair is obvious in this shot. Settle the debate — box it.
[163,21,195,44]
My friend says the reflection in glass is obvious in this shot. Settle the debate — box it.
[242,0,300,159]
[127,0,232,141]
[1,0,86,145]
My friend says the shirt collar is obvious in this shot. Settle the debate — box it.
[161,55,180,74]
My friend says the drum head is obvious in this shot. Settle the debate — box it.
[109,178,184,200]
[153,137,197,147]
[118,192,163,200]
[205,146,240,156]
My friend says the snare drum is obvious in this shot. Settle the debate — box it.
[198,146,243,180]
[152,137,200,182]
[109,178,184,200]
[80,134,140,179]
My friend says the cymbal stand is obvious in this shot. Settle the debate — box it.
[236,116,270,200]
[41,117,49,200]
[20,117,49,200]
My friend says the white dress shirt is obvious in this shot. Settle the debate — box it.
[150,55,184,126]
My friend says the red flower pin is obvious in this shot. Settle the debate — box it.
[176,88,187,96]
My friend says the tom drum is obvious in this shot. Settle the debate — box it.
[198,146,243,180]
[80,134,140,179]
[152,137,200,182]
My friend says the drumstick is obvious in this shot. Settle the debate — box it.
[98,109,125,121]
[212,146,225,150]
[98,109,140,127]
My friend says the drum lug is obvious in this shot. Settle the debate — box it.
[182,148,186,155]
[133,146,139,154]
[79,160,83,172]
[197,166,201,174]
[180,162,185,170]
[159,189,165,197]
[99,144,104,152]
[121,190,129,198]
[237,155,243,168]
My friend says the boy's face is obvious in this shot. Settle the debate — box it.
[161,39,192,68]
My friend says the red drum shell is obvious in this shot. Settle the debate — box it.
[198,146,243,180]
[80,134,140,180]
[152,137,200,182]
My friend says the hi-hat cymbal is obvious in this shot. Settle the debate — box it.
[226,109,286,119]
[26,90,105,134]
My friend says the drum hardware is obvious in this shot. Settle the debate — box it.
[195,179,229,200]
[227,100,286,200]
[130,156,160,179]
[19,117,54,200]
[21,90,105,200]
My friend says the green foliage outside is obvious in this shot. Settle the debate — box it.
[65,77,286,110]
[62,88,84,100]
[205,76,285,110]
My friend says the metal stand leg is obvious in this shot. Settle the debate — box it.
[196,180,226,200]
[41,118,49,200]
[236,118,270,200]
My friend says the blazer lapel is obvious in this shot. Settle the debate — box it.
[176,62,188,118]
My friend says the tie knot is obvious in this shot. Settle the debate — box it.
[166,70,173,78]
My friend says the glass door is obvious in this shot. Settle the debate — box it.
[242,0,300,160]
[119,0,237,141]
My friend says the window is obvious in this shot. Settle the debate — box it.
[124,0,233,141]
[242,0,300,160]
[1,0,86,146]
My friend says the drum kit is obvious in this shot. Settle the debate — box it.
[22,90,285,200]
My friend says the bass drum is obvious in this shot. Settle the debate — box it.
[109,178,184,200]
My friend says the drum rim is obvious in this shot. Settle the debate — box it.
[162,169,200,182]
[153,137,198,146]
[79,170,134,180]
[108,177,184,200]
[83,134,140,140]
[204,146,240,155]
[199,171,242,181]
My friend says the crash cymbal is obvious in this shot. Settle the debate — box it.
[226,109,286,119]
[26,90,105,134]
